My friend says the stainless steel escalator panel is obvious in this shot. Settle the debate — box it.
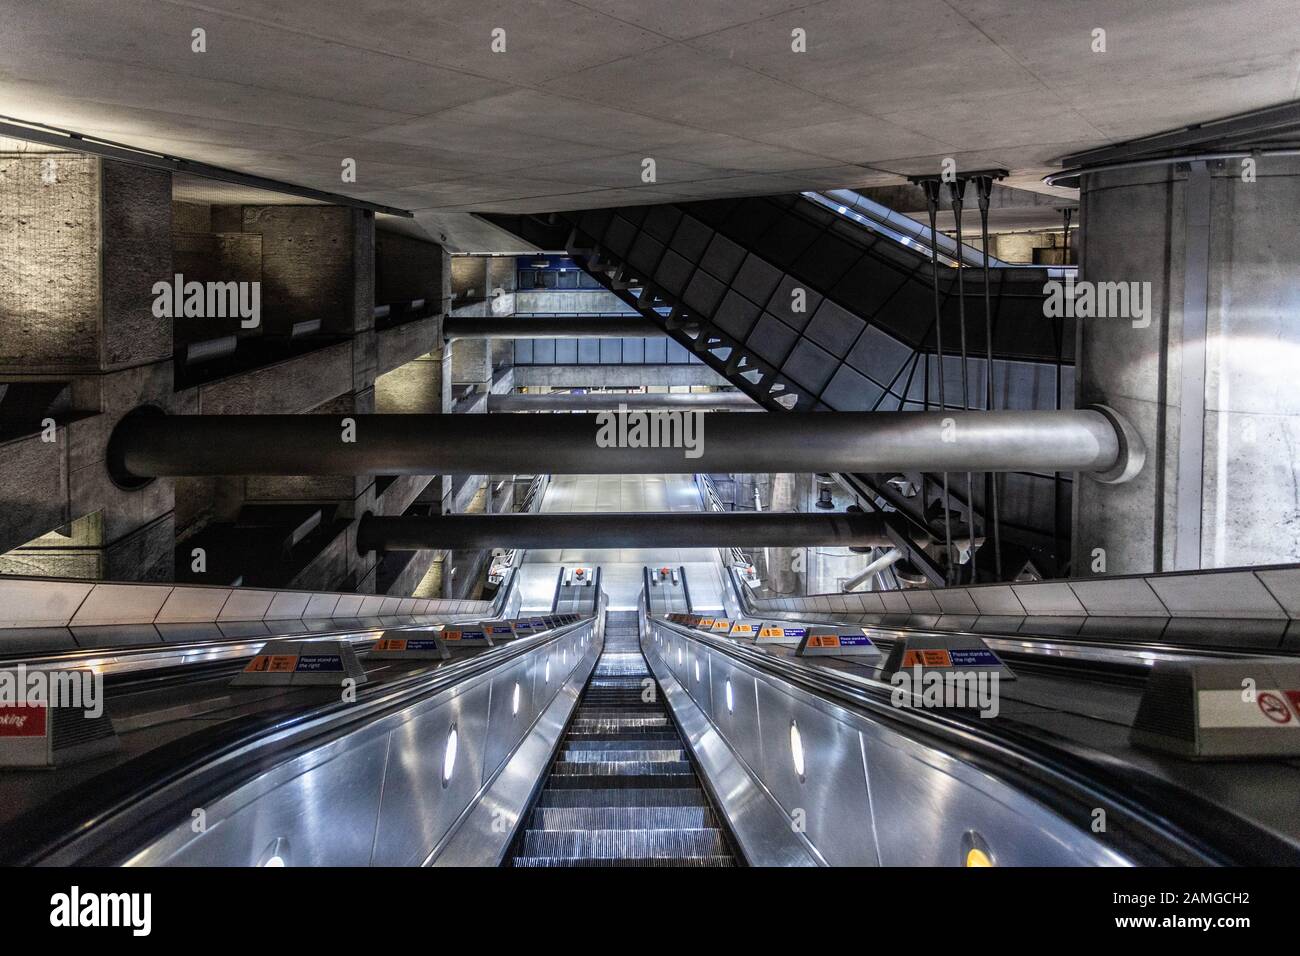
[649,617,1136,867]
[106,622,598,867]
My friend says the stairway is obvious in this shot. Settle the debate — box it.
[510,610,735,867]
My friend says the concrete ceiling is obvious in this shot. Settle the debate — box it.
[2,0,1297,249]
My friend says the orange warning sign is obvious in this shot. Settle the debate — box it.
[902,649,952,668]
[808,635,841,648]
[245,654,298,673]
[443,631,462,641]
[375,639,407,651]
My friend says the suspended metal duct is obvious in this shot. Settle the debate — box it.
[356,510,896,553]
[108,407,1143,485]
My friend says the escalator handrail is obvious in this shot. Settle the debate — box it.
[650,618,1300,866]
[0,619,594,866]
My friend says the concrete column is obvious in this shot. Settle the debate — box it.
[765,473,804,596]
[1075,158,1300,574]
[0,153,178,580]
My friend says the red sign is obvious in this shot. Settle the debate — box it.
[1286,691,1300,716]
[0,705,47,737]
[1257,692,1293,725]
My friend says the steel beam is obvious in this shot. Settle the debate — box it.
[357,511,893,553]
[443,316,661,339]
[487,392,757,412]
[108,408,1142,481]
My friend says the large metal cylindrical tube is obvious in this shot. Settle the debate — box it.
[108,409,1138,481]
[356,510,893,553]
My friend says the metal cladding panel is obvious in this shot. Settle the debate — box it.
[370,683,492,866]
[752,680,877,866]
[482,658,536,778]
[863,727,1126,867]
[141,733,389,866]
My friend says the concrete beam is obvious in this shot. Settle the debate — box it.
[487,391,756,412]
[444,315,661,339]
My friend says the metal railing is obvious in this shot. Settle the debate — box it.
[695,473,755,573]
[488,474,549,585]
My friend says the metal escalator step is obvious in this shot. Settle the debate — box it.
[529,805,718,831]
[559,749,685,763]
[559,733,681,749]
[508,610,734,867]
[517,827,730,860]
[549,760,694,777]
[511,855,734,868]
[568,718,671,731]
[561,738,682,752]
[544,772,702,790]
[534,787,711,809]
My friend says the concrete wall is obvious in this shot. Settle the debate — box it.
[512,364,729,388]
[1075,158,1300,574]
[0,152,464,599]
[375,228,444,309]
[241,205,372,336]
[513,290,633,314]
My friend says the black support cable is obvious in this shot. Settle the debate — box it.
[947,179,977,584]
[922,180,956,584]
[976,175,1004,581]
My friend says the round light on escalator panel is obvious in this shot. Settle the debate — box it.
[257,836,290,867]
[512,681,521,716]
[789,719,805,779]
[442,724,458,786]
[725,679,734,713]
[960,830,994,867]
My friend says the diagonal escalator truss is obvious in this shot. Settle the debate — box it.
[485,194,1074,583]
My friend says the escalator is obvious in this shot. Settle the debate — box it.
[509,610,736,867]
[486,195,1071,582]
